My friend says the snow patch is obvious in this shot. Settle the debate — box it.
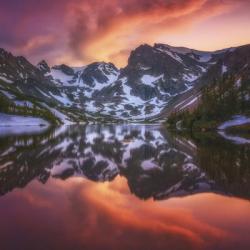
[0,113,49,126]
[219,131,250,145]
[141,158,160,171]
[179,96,199,111]
[49,92,72,106]
[222,64,228,74]
[0,76,13,83]
[141,74,164,86]
[49,68,74,85]
[218,115,250,130]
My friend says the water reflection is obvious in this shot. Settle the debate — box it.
[1,125,250,250]
[0,125,250,200]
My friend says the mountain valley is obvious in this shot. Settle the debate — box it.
[0,43,250,124]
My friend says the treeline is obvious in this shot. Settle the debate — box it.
[0,94,60,124]
[167,75,250,131]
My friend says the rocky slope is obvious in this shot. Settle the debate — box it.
[0,44,249,123]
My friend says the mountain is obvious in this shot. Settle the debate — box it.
[160,44,250,117]
[0,44,249,123]
[165,44,250,131]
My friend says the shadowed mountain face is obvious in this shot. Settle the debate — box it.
[0,125,250,200]
[1,44,250,122]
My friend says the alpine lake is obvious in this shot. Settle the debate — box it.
[0,124,250,250]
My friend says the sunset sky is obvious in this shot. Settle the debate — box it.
[1,0,250,67]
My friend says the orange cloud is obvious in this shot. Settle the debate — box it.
[66,0,238,67]
[18,35,56,54]
[2,176,250,250]
[1,0,250,66]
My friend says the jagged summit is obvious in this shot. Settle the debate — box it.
[0,43,250,122]
[37,60,50,74]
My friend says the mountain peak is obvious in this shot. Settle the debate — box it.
[0,48,13,59]
[37,60,50,73]
[52,64,75,75]
[85,61,119,75]
[130,44,154,54]
[154,43,193,55]
[0,43,249,122]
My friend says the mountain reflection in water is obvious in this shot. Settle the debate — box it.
[0,125,250,250]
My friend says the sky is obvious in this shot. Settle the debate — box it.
[0,0,250,67]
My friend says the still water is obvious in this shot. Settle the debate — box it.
[0,124,250,250]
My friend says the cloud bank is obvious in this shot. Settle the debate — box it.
[0,0,249,67]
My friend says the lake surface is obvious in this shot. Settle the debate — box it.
[0,124,250,250]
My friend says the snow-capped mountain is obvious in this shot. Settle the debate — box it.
[0,43,249,122]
